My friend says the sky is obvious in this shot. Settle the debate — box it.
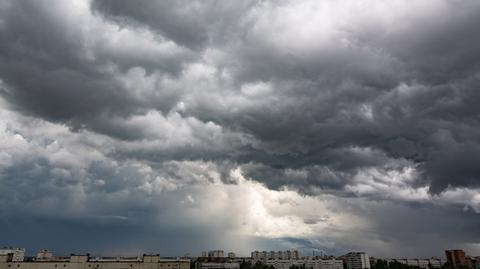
[1,0,480,259]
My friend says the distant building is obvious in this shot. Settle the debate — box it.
[263,258,343,269]
[345,252,370,269]
[291,251,300,260]
[196,262,240,269]
[251,250,300,260]
[270,252,277,260]
[385,258,445,268]
[0,247,25,262]
[306,259,344,269]
[466,257,480,269]
[208,251,225,258]
[227,253,235,259]
[446,250,467,268]
[36,250,54,260]
[264,260,303,269]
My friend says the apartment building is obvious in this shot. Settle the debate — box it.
[0,248,25,262]
[385,258,445,268]
[345,252,370,269]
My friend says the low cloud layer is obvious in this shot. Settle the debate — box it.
[1,0,480,257]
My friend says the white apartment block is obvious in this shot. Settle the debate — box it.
[265,260,304,269]
[305,259,344,269]
[36,250,54,260]
[197,263,240,269]
[345,252,370,269]
[0,248,25,262]
[385,259,445,268]
[264,259,343,269]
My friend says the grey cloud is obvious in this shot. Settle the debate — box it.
[91,0,257,50]
[3,0,480,195]
[0,0,194,140]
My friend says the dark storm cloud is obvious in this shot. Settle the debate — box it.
[2,0,480,194]
[0,1,131,117]
[356,200,480,257]
[1,0,479,193]
[90,0,256,50]
[2,0,480,257]
[0,0,194,140]
[194,0,480,193]
[238,144,414,195]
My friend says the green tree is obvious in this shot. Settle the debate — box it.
[374,259,388,269]
[240,260,252,269]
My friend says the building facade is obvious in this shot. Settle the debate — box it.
[263,259,343,269]
[306,259,344,269]
[264,260,303,269]
[385,258,445,268]
[251,250,300,261]
[446,250,467,268]
[345,253,370,269]
[195,263,239,269]
[466,257,480,269]
[36,250,54,261]
[0,248,25,262]
[208,251,224,259]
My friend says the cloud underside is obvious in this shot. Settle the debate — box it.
[1,0,480,257]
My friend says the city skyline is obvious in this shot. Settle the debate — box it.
[3,247,479,269]
[1,0,480,258]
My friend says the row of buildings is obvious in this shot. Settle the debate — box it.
[444,249,480,269]
[252,252,366,269]
[381,249,480,269]
[0,250,190,269]
[0,248,25,262]
[381,258,445,268]
[251,250,300,260]
[2,247,479,269]
[201,251,236,259]
[0,248,345,269]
